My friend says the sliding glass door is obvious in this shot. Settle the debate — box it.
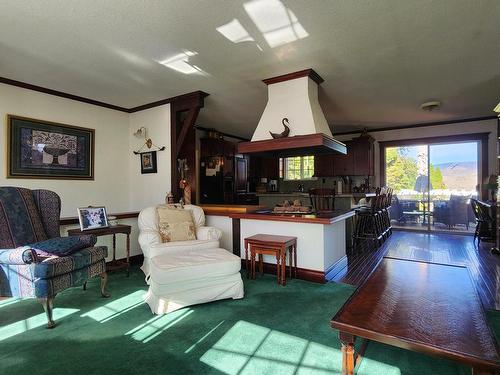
[385,140,479,233]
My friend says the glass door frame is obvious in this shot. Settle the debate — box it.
[380,133,489,233]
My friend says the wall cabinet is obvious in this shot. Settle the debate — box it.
[314,136,374,177]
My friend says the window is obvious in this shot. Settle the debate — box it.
[281,155,315,180]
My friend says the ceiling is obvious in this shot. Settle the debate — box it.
[1,0,499,138]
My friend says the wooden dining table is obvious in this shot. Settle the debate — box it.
[331,257,500,374]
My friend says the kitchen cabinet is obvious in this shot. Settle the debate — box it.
[235,156,248,193]
[313,136,374,177]
[251,156,279,179]
[314,154,334,177]
[351,136,374,176]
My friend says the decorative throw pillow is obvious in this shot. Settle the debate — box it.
[29,235,97,256]
[157,207,196,242]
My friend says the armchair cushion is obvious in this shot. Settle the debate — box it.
[34,246,108,279]
[146,240,220,259]
[157,206,196,242]
[29,235,97,257]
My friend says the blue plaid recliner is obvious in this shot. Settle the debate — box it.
[0,187,109,328]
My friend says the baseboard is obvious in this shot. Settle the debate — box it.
[240,259,325,284]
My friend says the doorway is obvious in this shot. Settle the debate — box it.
[381,134,488,234]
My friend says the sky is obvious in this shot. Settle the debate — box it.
[393,142,478,165]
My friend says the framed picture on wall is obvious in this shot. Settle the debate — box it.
[77,206,109,231]
[140,151,157,174]
[7,115,94,180]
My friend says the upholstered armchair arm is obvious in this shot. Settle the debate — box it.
[146,239,220,259]
[0,246,39,265]
[196,226,222,241]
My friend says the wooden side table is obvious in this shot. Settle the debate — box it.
[244,234,297,285]
[68,224,132,277]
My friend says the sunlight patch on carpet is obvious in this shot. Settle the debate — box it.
[0,308,78,341]
[125,308,193,343]
[80,290,145,323]
[200,320,344,374]
[0,297,21,309]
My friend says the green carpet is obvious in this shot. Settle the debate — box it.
[0,268,483,374]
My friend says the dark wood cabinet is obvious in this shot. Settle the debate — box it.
[351,136,374,176]
[250,156,279,179]
[235,156,248,193]
[314,154,334,177]
[314,136,374,177]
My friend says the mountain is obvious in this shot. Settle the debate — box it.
[433,161,477,190]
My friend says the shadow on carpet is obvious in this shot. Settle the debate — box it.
[0,268,478,374]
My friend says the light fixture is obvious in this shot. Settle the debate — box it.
[420,101,441,111]
[133,126,147,138]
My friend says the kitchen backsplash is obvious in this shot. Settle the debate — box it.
[278,176,372,193]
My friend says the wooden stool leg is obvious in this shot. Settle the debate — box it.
[245,242,249,279]
[281,248,286,286]
[293,243,297,278]
[339,332,356,375]
[275,251,281,284]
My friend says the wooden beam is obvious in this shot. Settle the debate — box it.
[176,106,200,157]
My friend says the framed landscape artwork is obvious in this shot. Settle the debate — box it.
[7,115,94,179]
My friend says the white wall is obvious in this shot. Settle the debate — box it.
[0,83,172,259]
[336,119,498,185]
[128,104,171,211]
[0,84,131,217]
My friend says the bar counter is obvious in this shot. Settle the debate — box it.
[229,209,355,224]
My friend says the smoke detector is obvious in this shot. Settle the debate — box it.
[420,101,441,111]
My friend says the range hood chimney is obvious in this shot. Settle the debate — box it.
[237,69,346,157]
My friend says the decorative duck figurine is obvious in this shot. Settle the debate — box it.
[270,118,290,139]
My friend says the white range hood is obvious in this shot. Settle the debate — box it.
[238,69,346,156]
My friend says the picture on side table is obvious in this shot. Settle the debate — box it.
[140,151,157,174]
[7,115,94,179]
[77,206,109,231]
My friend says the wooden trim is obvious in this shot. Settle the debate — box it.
[232,218,241,257]
[262,68,324,85]
[0,76,209,114]
[241,259,325,283]
[230,210,355,224]
[0,76,129,112]
[194,125,250,142]
[61,211,139,226]
[128,90,209,113]
[236,133,347,156]
[200,204,266,216]
[333,115,497,136]
[379,132,489,188]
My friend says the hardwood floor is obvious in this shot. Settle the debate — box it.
[332,231,500,310]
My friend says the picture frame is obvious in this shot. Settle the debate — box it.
[77,206,109,231]
[140,151,157,174]
[7,114,94,180]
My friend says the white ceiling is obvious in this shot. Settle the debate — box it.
[1,0,499,138]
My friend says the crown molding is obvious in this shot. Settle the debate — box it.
[0,76,208,113]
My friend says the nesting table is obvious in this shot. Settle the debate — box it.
[244,234,297,285]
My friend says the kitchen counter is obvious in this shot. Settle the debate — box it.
[229,209,355,224]
[199,204,267,216]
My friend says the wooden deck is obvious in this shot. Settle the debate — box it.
[331,231,500,310]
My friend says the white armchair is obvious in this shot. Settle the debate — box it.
[138,204,244,314]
